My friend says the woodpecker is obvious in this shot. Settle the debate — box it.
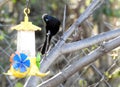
[41,14,61,54]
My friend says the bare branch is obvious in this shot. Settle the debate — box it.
[62,0,104,41]
[40,28,120,74]
[40,0,104,73]
[24,0,104,87]
[61,28,120,54]
[62,5,66,34]
[37,35,120,87]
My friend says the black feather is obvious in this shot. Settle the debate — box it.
[41,14,61,54]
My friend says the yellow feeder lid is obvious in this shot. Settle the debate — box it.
[11,8,41,31]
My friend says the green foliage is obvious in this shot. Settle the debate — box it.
[103,7,120,17]
[105,68,120,80]
[79,6,85,14]
[14,82,23,87]
[103,7,113,17]
[78,79,87,87]
[36,52,41,69]
[51,3,58,11]
[0,35,4,40]
[112,9,120,17]
[12,0,17,3]
[85,0,91,6]
[110,0,114,3]
[109,68,120,79]
[31,0,36,4]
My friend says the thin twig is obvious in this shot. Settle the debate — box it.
[62,5,66,34]
[44,31,50,57]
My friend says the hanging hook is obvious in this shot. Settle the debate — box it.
[24,8,30,22]
[24,0,30,22]
[24,8,30,16]
[26,0,30,14]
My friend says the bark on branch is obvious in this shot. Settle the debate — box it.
[24,0,105,86]
[40,28,120,74]
[37,35,120,87]
[40,0,104,73]
[61,28,120,54]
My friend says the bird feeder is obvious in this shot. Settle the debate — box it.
[11,8,41,57]
[4,8,50,78]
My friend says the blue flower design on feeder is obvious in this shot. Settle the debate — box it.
[13,53,30,72]
[4,52,50,78]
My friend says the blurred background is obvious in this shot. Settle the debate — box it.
[0,0,120,87]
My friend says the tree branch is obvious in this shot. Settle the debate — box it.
[40,28,120,73]
[62,0,104,41]
[24,0,104,86]
[40,0,104,73]
[37,35,120,87]
[61,28,120,54]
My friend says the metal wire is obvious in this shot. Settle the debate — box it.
[26,0,30,14]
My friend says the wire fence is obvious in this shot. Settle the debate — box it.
[0,1,120,86]
[0,24,120,87]
[48,43,120,87]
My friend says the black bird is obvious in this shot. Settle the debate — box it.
[41,14,61,54]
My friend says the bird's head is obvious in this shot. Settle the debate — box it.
[42,14,61,26]
[42,14,49,23]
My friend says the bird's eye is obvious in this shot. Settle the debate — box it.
[45,18,49,22]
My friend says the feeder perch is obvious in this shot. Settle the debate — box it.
[11,8,41,57]
[4,52,50,78]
